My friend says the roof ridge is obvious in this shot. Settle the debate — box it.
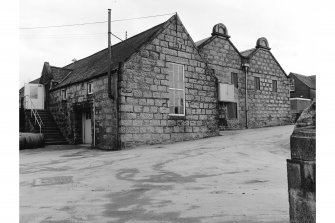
[62,20,168,69]
[290,72,315,77]
[53,15,174,89]
[240,48,255,53]
[50,66,73,71]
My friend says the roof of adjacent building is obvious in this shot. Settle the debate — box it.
[290,72,316,89]
[56,18,170,88]
[240,48,257,58]
[19,77,40,94]
[195,37,210,47]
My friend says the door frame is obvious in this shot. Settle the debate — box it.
[82,109,92,144]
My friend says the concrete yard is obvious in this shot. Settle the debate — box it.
[20,125,294,223]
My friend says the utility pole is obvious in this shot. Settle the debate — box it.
[107,9,119,150]
[107,9,112,99]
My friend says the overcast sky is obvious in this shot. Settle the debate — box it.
[19,0,333,87]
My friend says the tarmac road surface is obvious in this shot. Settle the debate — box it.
[20,125,294,223]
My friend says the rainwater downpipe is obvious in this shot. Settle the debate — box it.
[93,98,96,147]
[243,63,249,129]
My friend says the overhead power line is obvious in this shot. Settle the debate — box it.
[20,12,175,30]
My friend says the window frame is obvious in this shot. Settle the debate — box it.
[61,89,67,101]
[254,77,260,91]
[290,79,295,92]
[231,72,238,88]
[227,102,238,120]
[168,63,185,116]
[272,80,277,92]
[87,81,93,95]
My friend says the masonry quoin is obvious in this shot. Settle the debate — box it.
[20,14,291,150]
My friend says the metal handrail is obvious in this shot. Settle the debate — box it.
[23,95,43,133]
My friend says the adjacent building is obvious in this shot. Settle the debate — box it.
[20,14,291,150]
[288,72,316,120]
[197,24,291,130]
[289,72,316,100]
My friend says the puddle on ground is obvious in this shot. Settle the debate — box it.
[244,179,268,184]
[103,184,201,223]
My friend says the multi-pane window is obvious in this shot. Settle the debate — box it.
[254,77,260,90]
[168,63,185,115]
[61,89,67,100]
[231,73,238,88]
[227,102,238,119]
[272,80,277,92]
[88,82,93,94]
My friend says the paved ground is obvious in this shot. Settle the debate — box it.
[20,125,294,223]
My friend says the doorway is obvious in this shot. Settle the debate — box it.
[82,110,92,144]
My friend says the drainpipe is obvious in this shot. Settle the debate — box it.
[242,62,249,129]
[93,98,96,147]
[114,62,122,150]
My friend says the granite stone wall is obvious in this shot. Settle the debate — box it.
[198,36,244,130]
[118,18,218,148]
[247,49,291,128]
[48,75,118,150]
[287,102,316,223]
[199,36,291,129]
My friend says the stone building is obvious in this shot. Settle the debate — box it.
[288,72,316,121]
[197,24,291,130]
[289,72,316,101]
[21,14,291,150]
[39,14,218,150]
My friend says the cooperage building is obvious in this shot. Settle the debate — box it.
[20,14,291,150]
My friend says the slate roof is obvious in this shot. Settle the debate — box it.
[19,77,40,94]
[195,37,210,47]
[290,72,316,89]
[29,77,41,84]
[50,66,72,83]
[240,48,257,58]
[56,19,169,88]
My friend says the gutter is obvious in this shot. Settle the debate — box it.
[50,71,117,92]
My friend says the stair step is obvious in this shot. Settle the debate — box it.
[44,132,63,135]
[45,141,69,145]
[24,109,69,145]
[45,136,67,140]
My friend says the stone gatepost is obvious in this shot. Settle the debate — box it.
[287,102,316,223]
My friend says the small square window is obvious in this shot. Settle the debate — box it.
[231,73,238,88]
[61,89,67,100]
[88,82,93,94]
[254,77,260,90]
[272,80,277,92]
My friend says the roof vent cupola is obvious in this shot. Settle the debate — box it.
[256,37,271,50]
[211,23,230,38]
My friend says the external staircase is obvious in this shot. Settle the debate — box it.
[25,109,68,145]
